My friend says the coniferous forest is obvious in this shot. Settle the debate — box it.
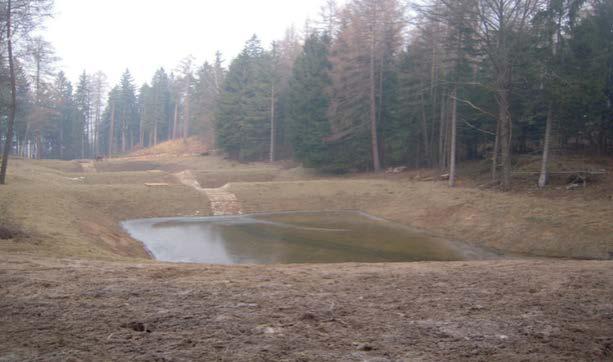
[1,0,612,190]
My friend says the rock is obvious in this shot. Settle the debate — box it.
[121,321,151,333]
[263,327,276,334]
[235,302,258,308]
[256,325,278,334]
[353,342,375,351]
[0,226,16,240]
[299,312,317,321]
[363,357,391,362]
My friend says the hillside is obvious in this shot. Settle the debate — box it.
[0,155,611,360]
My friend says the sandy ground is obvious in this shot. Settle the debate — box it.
[0,154,612,360]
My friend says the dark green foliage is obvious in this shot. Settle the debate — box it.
[50,71,76,159]
[74,71,90,157]
[287,33,333,169]
[142,68,172,144]
[193,54,225,145]
[558,0,613,153]
[2,0,611,169]
[216,35,273,161]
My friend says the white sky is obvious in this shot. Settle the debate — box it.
[45,0,327,87]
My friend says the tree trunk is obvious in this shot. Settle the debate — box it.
[121,125,126,153]
[430,41,438,167]
[173,100,179,140]
[269,83,276,163]
[183,83,190,140]
[59,120,64,159]
[438,90,447,170]
[153,121,158,146]
[108,102,115,158]
[449,88,458,187]
[538,103,553,188]
[420,91,431,167]
[492,118,501,181]
[81,126,85,159]
[95,94,101,157]
[369,32,381,172]
[0,0,16,185]
[139,112,144,147]
[35,133,42,159]
[498,87,513,191]
[377,56,385,164]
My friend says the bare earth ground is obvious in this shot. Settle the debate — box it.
[0,150,612,361]
[1,256,612,361]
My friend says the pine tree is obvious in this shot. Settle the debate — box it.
[193,58,224,148]
[287,32,333,168]
[50,71,76,159]
[74,71,91,159]
[216,35,273,161]
[117,70,138,153]
[328,0,405,171]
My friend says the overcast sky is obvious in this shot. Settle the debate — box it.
[45,0,328,87]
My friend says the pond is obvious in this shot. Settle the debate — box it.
[122,211,494,264]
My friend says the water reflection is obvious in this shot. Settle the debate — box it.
[122,211,491,264]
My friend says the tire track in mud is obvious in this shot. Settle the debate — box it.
[174,170,242,216]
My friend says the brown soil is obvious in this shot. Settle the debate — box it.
[0,226,18,239]
[1,255,611,361]
[0,153,612,360]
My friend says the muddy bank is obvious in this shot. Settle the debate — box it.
[1,255,611,361]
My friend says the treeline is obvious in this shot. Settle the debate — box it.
[215,0,612,191]
[0,55,224,160]
[1,0,612,190]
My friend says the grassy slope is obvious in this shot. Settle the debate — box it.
[231,179,613,259]
[0,159,211,259]
[0,153,612,360]
[1,154,612,259]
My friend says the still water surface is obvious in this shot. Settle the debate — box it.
[122,211,490,264]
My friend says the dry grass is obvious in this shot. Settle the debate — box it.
[129,137,209,157]
[1,154,612,260]
[229,177,613,259]
[0,159,211,259]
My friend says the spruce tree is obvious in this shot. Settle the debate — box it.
[216,35,273,161]
[287,33,333,168]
